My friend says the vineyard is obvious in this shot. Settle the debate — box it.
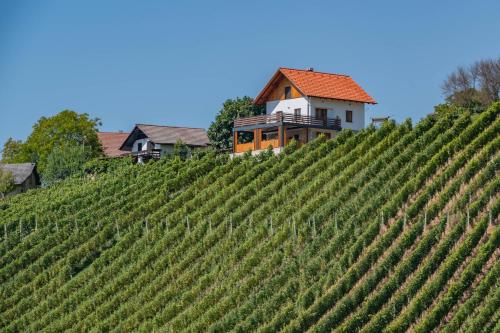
[0,103,499,332]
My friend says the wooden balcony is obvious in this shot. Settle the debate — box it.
[133,149,161,159]
[234,111,342,131]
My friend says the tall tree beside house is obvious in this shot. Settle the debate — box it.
[0,168,14,199]
[207,96,265,151]
[2,110,103,174]
[441,57,500,112]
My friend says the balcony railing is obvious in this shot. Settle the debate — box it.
[133,149,161,159]
[234,112,341,130]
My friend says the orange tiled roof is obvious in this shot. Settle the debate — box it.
[97,132,131,157]
[255,67,377,104]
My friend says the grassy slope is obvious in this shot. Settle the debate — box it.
[0,103,498,332]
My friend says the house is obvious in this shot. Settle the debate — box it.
[0,163,40,196]
[120,124,210,161]
[97,131,131,157]
[233,67,377,154]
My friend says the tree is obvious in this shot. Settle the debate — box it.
[42,144,91,186]
[0,168,14,199]
[173,139,190,159]
[4,110,103,174]
[442,57,500,111]
[207,96,265,151]
[1,138,24,163]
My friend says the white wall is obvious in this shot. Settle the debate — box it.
[157,144,174,156]
[133,140,204,158]
[266,97,365,130]
[266,97,310,116]
[132,138,150,152]
[309,97,365,131]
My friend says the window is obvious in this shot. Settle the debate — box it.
[316,108,327,119]
[346,110,353,123]
[284,86,292,99]
[137,142,143,151]
[294,108,301,120]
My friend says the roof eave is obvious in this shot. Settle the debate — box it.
[119,126,142,150]
[254,68,308,105]
[308,95,377,105]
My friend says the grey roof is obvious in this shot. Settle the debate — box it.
[0,163,37,185]
[121,124,210,149]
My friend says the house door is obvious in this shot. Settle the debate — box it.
[316,108,327,125]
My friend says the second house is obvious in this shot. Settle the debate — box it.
[120,124,210,162]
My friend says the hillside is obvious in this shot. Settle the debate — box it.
[0,104,498,333]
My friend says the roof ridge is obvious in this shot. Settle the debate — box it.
[136,123,207,130]
[279,67,351,77]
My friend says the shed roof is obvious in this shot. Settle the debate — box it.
[0,163,37,185]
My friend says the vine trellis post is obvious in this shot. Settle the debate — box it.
[269,217,273,236]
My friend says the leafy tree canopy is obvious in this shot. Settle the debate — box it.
[1,138,23,163]
[42,145,92,186]
[3,110,103,174]
[0,167,14,198]
[207,96,265,151]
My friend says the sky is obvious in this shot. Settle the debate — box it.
[1,0,499,147]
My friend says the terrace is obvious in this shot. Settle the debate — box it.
[233,111,341,153]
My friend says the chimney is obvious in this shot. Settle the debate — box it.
[307,67,314,71]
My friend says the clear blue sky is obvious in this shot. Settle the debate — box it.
[1,0,499,147]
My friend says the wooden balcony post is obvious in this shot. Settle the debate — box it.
[253,129,258,150]
[233,130,238,153]
[278,125,285,148]
[276,111,284,124]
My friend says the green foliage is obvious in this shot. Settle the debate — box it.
[84,156,133,175]
[173,139,190,159]
[42,145,92,186]
[0,167,14,198]
[1,138,24,163]
[3,110,102,174]
[207,96,265,151]
[0,105,498,332]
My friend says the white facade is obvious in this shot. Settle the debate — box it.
[131,138,174,157]
[265,96,365,131]
[266,98,310,116]
[132,138,150,152]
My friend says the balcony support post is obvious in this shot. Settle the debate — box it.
[278,125,285,148]
[253,128,260,150]
[233,130,238,153]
